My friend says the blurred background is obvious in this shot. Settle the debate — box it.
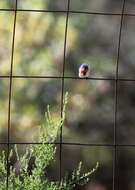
[0,0,135,190]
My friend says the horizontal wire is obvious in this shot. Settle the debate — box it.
[0,75,135,81]
[0,8,135,17]
[0,142,135,147]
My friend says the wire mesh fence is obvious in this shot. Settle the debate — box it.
[0,0,135,189]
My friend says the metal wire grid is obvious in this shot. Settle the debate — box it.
[0,0,133,189]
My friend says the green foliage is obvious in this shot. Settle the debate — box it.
[0,93,98,189]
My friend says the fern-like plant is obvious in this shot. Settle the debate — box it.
[0,93,98,190]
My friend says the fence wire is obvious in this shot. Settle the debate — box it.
[0,0,134,189]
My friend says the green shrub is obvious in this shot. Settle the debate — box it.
[0,93,98,190]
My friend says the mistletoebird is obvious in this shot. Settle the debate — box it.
[79,63,90,78]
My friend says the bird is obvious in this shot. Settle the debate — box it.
[78,63,90,78]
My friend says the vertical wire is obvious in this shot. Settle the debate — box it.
[113,0,126,190]
[7,0,17,189]
[59,0,70,180]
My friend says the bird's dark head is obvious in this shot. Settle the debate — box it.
[81,64,89,70]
